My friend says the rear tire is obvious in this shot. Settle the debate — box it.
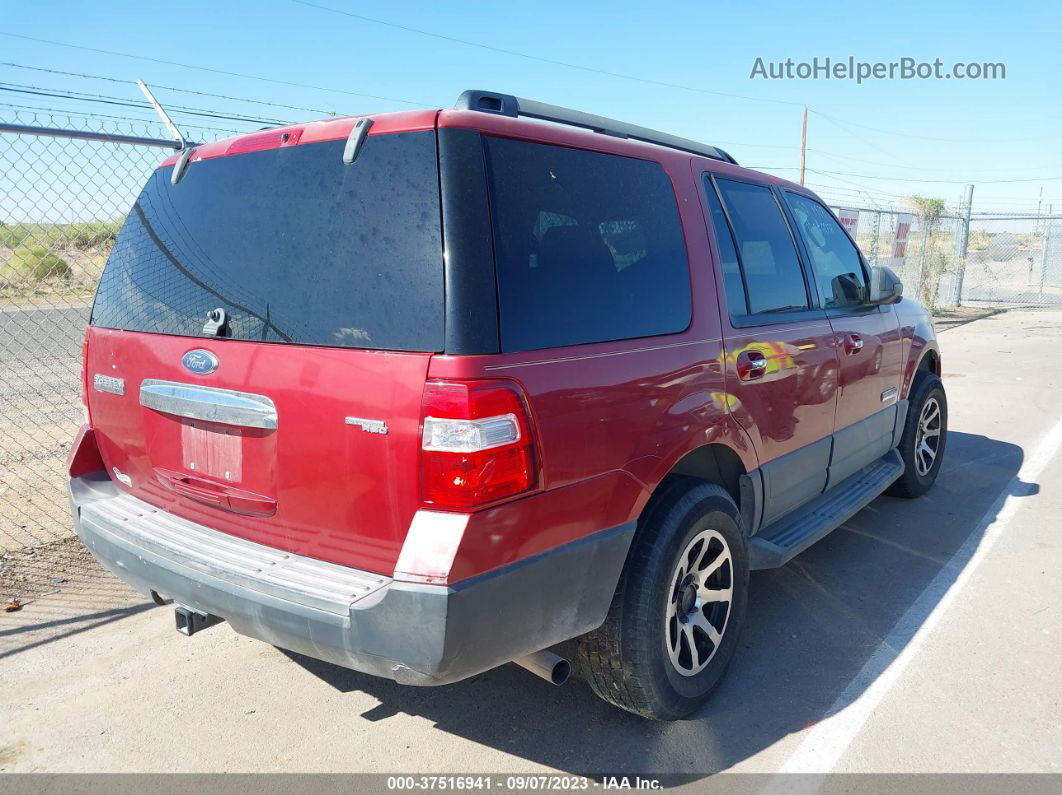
[886,372,947,498]
[574,479,749,720]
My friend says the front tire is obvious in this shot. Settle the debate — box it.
[574,479,749,720]
[887,372,947,498]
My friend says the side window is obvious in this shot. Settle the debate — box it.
[786,192,868,307]
[702,177,748,315]
[484,136,692,352]
[715,179,809,315]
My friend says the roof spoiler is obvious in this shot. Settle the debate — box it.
[454,89,737,165]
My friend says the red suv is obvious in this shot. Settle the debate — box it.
[68,90,946,720]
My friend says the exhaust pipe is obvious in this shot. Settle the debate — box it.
[174,605,224,636]
[514,650,570,686]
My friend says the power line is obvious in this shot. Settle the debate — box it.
[807,188,898,203]
[0,86,254,132]
[810,110,914,168]
[714,140,796,150]
[805,170,911,200]
[0,31,434,107]
[3,30,1053,192]
[763,161,1062,187]
[290,2,1062,158]
[2,28,1044,164]
[814,168,1062,185]
[0,100,244,134]
[734,164,910,198]
[810,109,1051,145]
[744,165,909,203]
[290,0,803,107]
[0,62,342,117]
[0,83,290,126]
[0,79,291,124]
[808,148,1062,176]
[973,196,1061,205]
[765,108,1062,186]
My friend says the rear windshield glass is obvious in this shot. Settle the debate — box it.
[91,130,443,351]
[483,136,691,352]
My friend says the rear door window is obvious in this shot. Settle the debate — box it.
[702,177,748,315]
[785,192,868,307]
[483,137,691,352]
[92,130,443,351]
[714,179,809,316]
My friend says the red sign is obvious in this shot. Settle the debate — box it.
[837,208,859,237]
[893,213,914,259]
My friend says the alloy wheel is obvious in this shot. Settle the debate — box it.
[665,528,733,676]
[914,396,943,476]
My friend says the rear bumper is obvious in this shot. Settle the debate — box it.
[69,473,634,685]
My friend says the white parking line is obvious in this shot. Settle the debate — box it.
[771,413,1062,778]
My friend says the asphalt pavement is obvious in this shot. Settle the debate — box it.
[0,303,89,363]
[1,308,1060,780]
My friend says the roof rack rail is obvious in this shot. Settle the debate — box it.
[454,90,737,165]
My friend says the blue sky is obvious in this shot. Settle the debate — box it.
[2,0,1060,214]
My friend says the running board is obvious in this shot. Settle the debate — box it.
[748,449,904,570]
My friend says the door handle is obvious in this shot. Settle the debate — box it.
[153,467,277,517]
[843,334,864,355]
[737,350,769,380]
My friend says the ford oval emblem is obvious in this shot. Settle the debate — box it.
[181,349,219,375]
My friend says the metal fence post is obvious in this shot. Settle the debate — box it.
[915,221,931,300]
[1041,205,1054,296]
[869,211,880,265]
[953,184,974,306]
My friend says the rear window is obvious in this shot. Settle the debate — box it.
[91,130,443,351]
[483,137,691,352]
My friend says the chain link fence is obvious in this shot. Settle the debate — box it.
[958,215,1062,307]
[1,110,230,603]
[827,204,1062,310]
[3,111,1061,603]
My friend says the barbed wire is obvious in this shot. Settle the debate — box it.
[0,102,244,135]
[0,82,293,126]
[0,61,342,117]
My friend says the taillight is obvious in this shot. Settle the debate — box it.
[419,379,537,510]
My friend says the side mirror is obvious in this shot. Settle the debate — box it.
[868,266,903,305]
[830,272,864,305]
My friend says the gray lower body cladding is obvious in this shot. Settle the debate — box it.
[69,473,635,686]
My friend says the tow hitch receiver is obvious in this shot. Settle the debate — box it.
[174,605,224,636]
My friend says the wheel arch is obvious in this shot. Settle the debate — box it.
[648,441,759,536]
[667,443,746,507]
[918,348,941,377]
[901,340,942,399]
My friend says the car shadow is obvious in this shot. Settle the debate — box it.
[280,430,1028,779]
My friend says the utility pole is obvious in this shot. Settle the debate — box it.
[799,105,808,186]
